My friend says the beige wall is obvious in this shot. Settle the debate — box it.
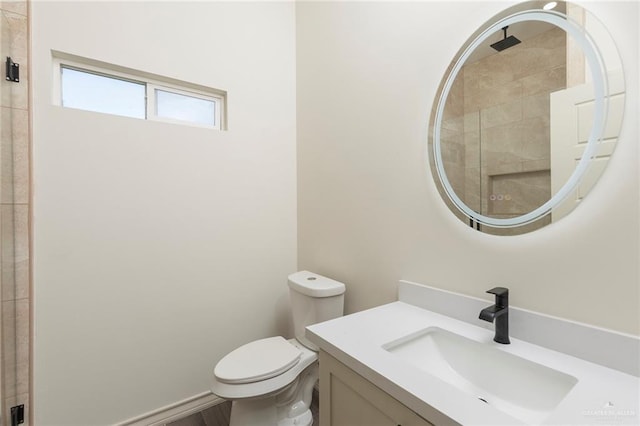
[31,2,296,424]
[297,1,639,335]
[28,1,639,424]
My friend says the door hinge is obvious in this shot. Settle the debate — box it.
[11,404,24,426]
[6,57,20,83]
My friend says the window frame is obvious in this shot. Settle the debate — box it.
[53,56,225,130]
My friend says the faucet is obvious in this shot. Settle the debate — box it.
[479,287,510,344]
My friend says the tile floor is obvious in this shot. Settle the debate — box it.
[167,390,319,426]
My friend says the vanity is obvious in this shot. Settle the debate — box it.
[306,281,640,425]
[318,351,435,426]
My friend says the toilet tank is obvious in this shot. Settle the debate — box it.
[288,271,345,350]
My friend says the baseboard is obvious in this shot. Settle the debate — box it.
[116,391,225,426]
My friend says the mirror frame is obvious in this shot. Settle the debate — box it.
[429,2,614,230]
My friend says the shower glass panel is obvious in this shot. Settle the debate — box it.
[1,3,29,424]
[0,12,4,423]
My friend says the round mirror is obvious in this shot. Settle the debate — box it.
[428,1,625,235]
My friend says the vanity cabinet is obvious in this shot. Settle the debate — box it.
[319,351,434,426]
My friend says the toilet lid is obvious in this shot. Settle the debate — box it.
[214,336,302,384]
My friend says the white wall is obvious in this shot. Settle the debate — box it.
[32,2,296,424]
[297,1,639,335]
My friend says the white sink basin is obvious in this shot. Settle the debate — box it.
[383,327,578,424]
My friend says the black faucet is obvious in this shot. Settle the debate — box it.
[479,287,510,344]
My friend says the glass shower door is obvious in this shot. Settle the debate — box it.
[1,2,29,424]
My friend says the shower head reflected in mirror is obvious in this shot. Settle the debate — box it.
[491,26,521,51]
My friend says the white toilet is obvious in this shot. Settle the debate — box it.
[211,271,346,426]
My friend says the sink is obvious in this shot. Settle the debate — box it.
[383,327,578,424]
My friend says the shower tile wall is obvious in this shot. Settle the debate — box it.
[0,0,30,424]
[443,27,566,235]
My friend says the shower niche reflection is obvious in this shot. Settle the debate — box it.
[431,1,625,235]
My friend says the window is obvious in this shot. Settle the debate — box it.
[153,88,218,127]
[55,54,226,130]
[61,67,146,119]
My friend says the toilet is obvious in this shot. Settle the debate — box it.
[211,271,346,426]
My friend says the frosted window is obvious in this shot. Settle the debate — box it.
[155,89,216,127]
[61,67,146,119]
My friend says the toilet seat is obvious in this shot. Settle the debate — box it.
[214,336,302,384]
[212,338,317,400]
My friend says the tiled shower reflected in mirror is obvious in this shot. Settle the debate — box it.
[1,1,30,425]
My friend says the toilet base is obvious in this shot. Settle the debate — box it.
[229,363,318,426]
[230,400,312,426]
[277,409,313,426]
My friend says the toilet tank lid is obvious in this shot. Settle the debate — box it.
[288,271,346,297]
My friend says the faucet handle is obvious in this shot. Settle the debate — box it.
[487,287,508,296]
[486,287,509,307]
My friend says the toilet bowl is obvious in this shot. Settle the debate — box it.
[211,271,345,426]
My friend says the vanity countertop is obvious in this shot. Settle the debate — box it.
[306,301,639,425]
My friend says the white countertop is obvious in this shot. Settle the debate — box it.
[306,301,640,425]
